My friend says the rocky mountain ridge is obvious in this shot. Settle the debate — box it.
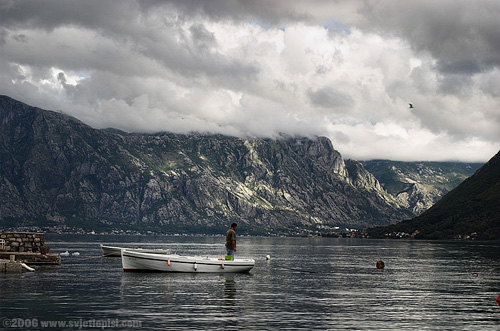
[368,150,500,240]
[362,160,482,215]
[0,95,480,235]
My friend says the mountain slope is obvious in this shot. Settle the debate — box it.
[0,95,413,234]
[362,160,482,215]
[368,150,500,240]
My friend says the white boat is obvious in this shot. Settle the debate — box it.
[100,244,170,257]
[121,249,255,273]
[100,245,124,257]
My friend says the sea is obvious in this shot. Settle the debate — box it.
[1,235,500,330]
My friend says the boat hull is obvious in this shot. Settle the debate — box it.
[121,250,255,273]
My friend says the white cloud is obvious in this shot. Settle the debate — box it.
[0,0,499,162]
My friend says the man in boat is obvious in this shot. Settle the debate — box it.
[225,223,237,259]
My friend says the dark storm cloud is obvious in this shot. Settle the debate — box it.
[171,0,500,77]
[307,87,354,109]
[2,0,498,76]
[0,0,259,88]
[0,0,301,31]
[0,0,499,162]
[0,0,138,32]
[357,0,500,74]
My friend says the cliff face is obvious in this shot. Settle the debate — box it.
[1,95,414,234]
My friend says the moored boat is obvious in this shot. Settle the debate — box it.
[100,245,122,257]
[100,244,170,257]
[121,249,255,273]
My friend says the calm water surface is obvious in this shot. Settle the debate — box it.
[1,235,500,330]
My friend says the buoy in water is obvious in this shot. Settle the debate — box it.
[496,293,500,304]
[61,251,70,257]
[265,255,271,260]
[376,260,385,269]
[72,252,80,256]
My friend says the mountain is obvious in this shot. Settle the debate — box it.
[368,150,500,240]
[0,95,414,235]
[361,160,482,215]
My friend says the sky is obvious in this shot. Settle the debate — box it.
[1,0,499,162]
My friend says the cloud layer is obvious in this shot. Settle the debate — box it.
[1,0,499,162]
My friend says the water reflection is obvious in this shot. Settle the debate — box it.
[2,236,500,330]
[223,274,236,301]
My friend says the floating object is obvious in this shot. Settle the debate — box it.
[100,244,171,257]
[72,252,80,256]
[497,293,500,304]
[20,263,35,272]
[409,103,414,108]
[266,255,271,260]
[121,250,255,273]
[225,255,233,261]
[474,273,479,277]
[61,251,70,257]
[376,260,385,269]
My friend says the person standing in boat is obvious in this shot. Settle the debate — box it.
[225,223,237,259]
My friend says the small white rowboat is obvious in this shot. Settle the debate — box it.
[121,249,255,273]
[100,244,170,257]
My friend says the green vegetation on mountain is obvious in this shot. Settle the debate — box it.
[362,160,481,215]
[2,95,490,237]
[368,151,500,240]
[1,95,413,235]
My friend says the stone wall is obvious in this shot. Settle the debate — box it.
[0,232,45,253]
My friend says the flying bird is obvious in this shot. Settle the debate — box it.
[409,103,414,108]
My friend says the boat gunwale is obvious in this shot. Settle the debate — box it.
[101,245,171,254]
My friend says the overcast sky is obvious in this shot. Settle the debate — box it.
[1,0,499,162]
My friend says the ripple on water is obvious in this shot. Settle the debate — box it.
[1,236,500,330]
